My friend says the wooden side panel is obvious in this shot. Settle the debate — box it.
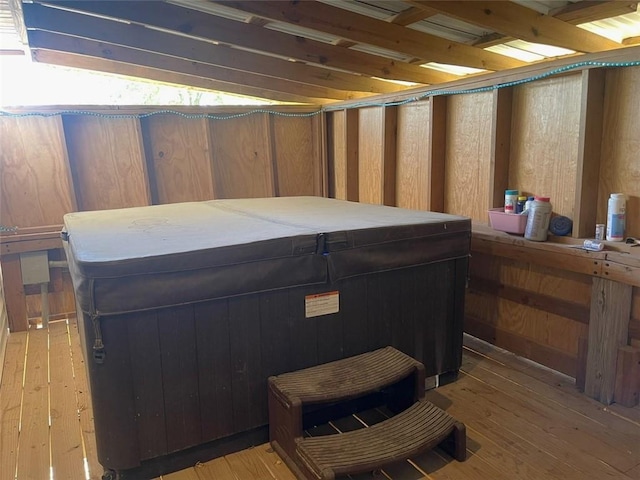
[158,305,202,453]
[0,116,76,227]
[598,66,640,238]
[396,100,431,210]
[272,115,321,196]
[63,116,151,211]
[142,115,214,204]
[509,74,582,218]
[358,107,385,205]
[444,92,493,220]
[195,300,234,441]
[209,114,275,199]
[327,110,358,201]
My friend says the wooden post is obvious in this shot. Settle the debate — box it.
[489,87,513,209]
[585,277,632,404]
[573,69,605,238]
[427,96,446,212]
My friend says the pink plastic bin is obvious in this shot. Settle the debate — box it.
[488,208,527,235]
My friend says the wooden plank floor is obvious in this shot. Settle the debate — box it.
[1,318,639,480]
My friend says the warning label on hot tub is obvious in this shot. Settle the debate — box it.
[305,291,339,318]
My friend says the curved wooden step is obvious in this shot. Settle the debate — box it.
[269,346,424,406]
[296,400,466,479]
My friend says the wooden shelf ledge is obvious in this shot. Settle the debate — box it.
[0,225,64,256]
[472,223,640,287]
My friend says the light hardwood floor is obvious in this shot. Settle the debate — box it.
[1,318,639,480]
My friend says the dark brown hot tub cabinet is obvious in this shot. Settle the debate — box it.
[62,196,470,478]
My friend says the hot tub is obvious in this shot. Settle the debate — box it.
[63,196,470,477]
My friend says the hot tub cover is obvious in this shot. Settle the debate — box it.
[63,196,470,317]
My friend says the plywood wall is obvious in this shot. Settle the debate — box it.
[0,107,325,227]
[326,64,639,378]
[444,92,493,221]
[0,116,76,227]
[396,101,432,211]
[509,75,582,219]
[0,107,325,330]
[64,116,151,211]
[142,116,214,204]
[598,67,640,238]
[466,252,591,376]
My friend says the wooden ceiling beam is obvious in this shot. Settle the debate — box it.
[387,6,437,26]
[214,1,525,71]
[26,30,368,101]
[23,3,405,95]
[549,1,638,24]
[30,49,330,104]
[474,1,638,48]
[49,1,455,85]
[411,1,621,53]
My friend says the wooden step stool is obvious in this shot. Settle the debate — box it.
[268,346,466,480]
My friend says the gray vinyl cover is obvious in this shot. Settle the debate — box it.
[63,196,470,317]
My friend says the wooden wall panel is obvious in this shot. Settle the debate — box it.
[142,116,214,204]
[358,106,396,205]
[327,110,358,201]
[509,74,582,218]
[598,66,640,238]
[444,92,493,220]
[358,107,385,205]
[396,101,431,211]
[272,115,322,197]
[0,116,76,227]
[209,114,274,199]
[63,116,151,211]
[328,110,346,200]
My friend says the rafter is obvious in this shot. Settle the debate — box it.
[214,1,525,71]
[23,3,406,95]
[549,1,638,24]
[411,1,621,53]
[474,1,638,48]
[387,6,437,26]
[26,30,368,101]
[51,1,455,85]
[30,49,330,104]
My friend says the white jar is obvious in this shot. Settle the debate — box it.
[504,190,518,214]
[606,193,626,242]
[524,196,552,241]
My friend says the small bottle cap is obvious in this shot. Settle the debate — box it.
[528,196,535,201]
[505,189,519,195]
[610,193,625,199]
[518,196,527,201]
[534,196,550,202]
